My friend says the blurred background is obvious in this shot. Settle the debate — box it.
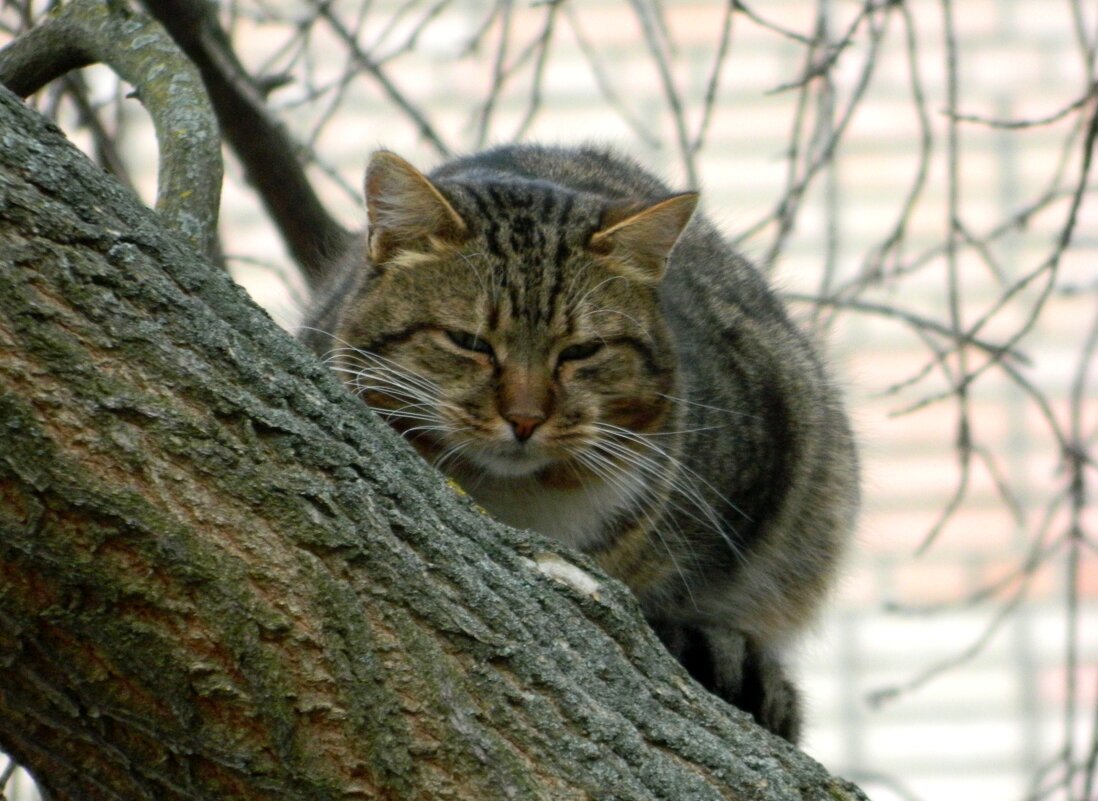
[2,1,1096,799]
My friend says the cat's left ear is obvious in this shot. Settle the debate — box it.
[589,192,699,284]
[364,150,468,264]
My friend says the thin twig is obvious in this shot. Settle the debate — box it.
[629,0,696,185]
[949,85,1096,130]
[869,584,1031,709]
[563,4,660,149]
[312,0,451,156]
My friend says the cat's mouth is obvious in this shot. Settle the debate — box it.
[431,413,590,479]
[464,440,556,478]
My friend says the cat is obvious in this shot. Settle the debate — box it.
[300,144,859,743]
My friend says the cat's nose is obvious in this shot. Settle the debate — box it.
[507,414,545,442]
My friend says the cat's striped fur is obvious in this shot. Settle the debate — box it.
[301,145,859,742]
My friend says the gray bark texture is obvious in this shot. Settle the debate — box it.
[0,85,868,801]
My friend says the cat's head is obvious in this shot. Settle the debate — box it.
[331,150,697,483]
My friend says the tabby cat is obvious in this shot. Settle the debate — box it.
[300,144,859,742]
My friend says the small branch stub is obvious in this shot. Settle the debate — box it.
[0,0,222,258]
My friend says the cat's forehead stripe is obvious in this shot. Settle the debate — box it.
[553,193,575,270]
[465,187,504,260]
[454,179,589,330]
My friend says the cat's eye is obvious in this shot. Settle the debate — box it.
[445,329,494,357]
[558,341,603,362]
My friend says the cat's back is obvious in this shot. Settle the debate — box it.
[428,143,672,202]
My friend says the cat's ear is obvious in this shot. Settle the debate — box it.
[364,150,468,264]
[589,192,698,284]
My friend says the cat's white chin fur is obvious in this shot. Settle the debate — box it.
[476,452,553,478]
[449,458,647,552]
[471,451,553,478]
[464,437,555,478]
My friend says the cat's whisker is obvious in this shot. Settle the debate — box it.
[590,428,746,560]
[403,423,467,438]
[432,440,478,477]
[318,342,437,392]
[455,250,492,299]
[575,305,653,343]
[571,449,700,607]
[591,442,717,535]
[332,359,429,387]
[296,324,340,346]
[570,274,627,317]
[373,409,441,425]
[350,391,436,416]
[657,392,762,421]
[334,351,445,396]
[303,331,391,371]
[346,373,436,405]
[335,355,467,420]
[561,260,602,308]
[596,421,745,512]
[353,392,446,423]
[631,424,728,437]
[596,425,747,525]
[363,398,454,426]
[348,378,434,410]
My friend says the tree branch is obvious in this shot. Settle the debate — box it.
[0,0,221,259]
[138,0,353,289]
[0,84,866,801]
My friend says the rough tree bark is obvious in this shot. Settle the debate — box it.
[0,71,866,801]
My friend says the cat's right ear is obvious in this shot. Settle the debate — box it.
[589,192,698,285]
[364,151,467,264]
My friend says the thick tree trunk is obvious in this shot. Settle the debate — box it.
[0,86,866,801]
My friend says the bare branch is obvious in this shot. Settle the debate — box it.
[140,0,352,286]
[0,0,221,257]
[311,0,452,157]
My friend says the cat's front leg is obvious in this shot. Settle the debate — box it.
[649,618,802,744]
